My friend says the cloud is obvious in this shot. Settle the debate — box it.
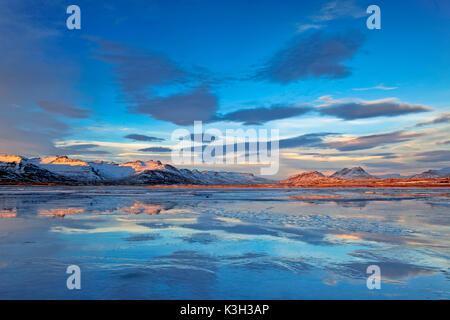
[322,131,424,151]
[297,24,324,33]
[0,2,87,155]
[437,140,450,145]
[36,100,91,119]
[363,161,411,169]
[415,150,450,162]
[319,99,431,120]
[311,0,366,22]
[96,40,219,126]
[300,151,398,159]
[95,40,187,95]
[373,153,399,159]
[138,147,172,153]
[182,133,218,143]
[279,133,335,149]
[221,104,313,125]
[181,132,334,155]
[353,84,398,91]
[133,86,219,125]
[55,144,110,155]
[124,134,165,142]
[0,107,70,155]
[414,112,450,127]
[257,32,364,83]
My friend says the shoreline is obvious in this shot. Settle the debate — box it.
[0,177,449,188]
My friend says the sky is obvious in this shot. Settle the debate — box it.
[0,0,449,179]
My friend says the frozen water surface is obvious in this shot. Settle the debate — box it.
[0,186,448,299]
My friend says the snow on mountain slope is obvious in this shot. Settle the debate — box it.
[330,167,376,180]
[119,160,178,173]
[115,166,272,186]
[278,171,338,185]
[280,167,381,185]
[29,156,102,182]
[198,171,274,185]
[0,154,271,185]
[411,167,450,179]
[435,167,450,177]
[0,158,75,183]
[89,161,135,179]
[0,155,24,163]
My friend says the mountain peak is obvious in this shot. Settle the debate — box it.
[120,160,170,172]
[411,167,450,179]
[40,156,89,166]
[330,167,376,180]
[0,155,24,163]
[279,170,330,185]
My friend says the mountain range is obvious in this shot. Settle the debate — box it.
[0,155,272,185]
[0,155,449,186]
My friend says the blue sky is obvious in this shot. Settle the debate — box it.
[0,0,449,178]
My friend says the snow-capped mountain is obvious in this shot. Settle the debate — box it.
[0,155,272,185]
[28,156,102,182]
[278,171,338,185]
[279,166,450,186]
[330,167,377,180]
[411,167,450,179]
[279,167,379,185]
[0,156,76,184]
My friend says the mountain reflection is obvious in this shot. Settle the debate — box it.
[0,208,17,218]
[39,208,85,217]
[121,202,166,215]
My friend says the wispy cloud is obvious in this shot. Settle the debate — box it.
[414,112,450,127]
[124,134,165,142]
[353,84,398,91]
[296,24,324,33]
[310,0,366,22]
[322,131,424,151]
[55,144,110,155]
[181,132,335,155]
[279,132,336,149]
[415,150,450,162]
[138,147,172,152]
[363,161,412,169]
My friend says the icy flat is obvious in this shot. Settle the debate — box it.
[0,186,448,299]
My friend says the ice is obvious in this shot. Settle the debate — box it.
[0,186,448,299]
